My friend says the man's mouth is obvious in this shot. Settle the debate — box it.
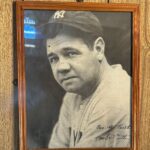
[60,76,78,83]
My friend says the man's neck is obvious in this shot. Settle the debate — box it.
[99,57,111,81]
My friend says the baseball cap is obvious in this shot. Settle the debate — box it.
[38,10,103,37]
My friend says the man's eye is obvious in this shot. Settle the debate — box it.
[49,57,58,64]
[67,51,78,57]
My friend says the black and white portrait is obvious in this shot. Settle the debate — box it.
[24,10,132,148]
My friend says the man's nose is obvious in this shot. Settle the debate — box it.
[57,61,71,73]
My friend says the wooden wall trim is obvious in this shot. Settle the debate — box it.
[140,50,150,150]
[144,0,150,47]
[0,0,14,150]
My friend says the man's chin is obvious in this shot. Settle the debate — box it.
[62,85,82,93]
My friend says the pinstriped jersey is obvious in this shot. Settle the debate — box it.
[48,64,131,148]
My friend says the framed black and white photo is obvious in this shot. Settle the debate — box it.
[16,2,140,150]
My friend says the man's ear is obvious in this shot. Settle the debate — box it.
[93,37,105,61]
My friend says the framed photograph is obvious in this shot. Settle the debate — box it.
[16,1,140,150]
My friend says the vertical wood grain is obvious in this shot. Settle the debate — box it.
[143,0,150,47]
[139,0,150,150]
[140,0,148,47]
[140,50,150,150]
[0,0,15,150]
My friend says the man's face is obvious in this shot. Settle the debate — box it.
[46,34,101,95]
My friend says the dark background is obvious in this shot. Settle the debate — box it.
[24,10,132,148]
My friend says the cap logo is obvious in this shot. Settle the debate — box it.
[53,10,65,19]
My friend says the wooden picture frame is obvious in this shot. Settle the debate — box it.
[16,1,140,150]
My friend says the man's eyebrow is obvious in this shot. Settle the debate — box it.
[47,52,55,58]
[62,47,79,52]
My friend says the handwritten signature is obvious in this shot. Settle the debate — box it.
[96,134,130,141]
[96,124,131,130]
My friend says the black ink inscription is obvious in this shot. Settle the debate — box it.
[96,124,131,130]
[96,134,130,141]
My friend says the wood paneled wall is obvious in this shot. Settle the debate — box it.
[0,0,15,150]
[0,0,150,150]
